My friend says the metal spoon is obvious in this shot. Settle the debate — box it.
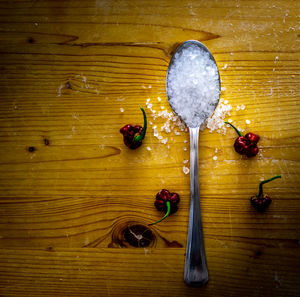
[166,40,221,286]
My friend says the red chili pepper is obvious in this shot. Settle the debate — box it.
[225,121,260,157]
[250,175,281,212]
[120,107,147,149]
[149,189,180,226]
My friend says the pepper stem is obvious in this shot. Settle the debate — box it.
[224,121,243,137]
[134,107,147,142]
[257,175,281,198]
[148,201,171,226]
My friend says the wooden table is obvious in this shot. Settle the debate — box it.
[0,1,299,296]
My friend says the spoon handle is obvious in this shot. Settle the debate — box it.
[184,127,209,286]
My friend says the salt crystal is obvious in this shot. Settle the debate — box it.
[236,105,240,111]
[184,140,188,143]
[222,64,228,69]
[146,147,151,151]
[157,97,161,102]
[224,100,228,104]
[161,106,164,109]
[167,145,170,149]
[120,108,124,113]
[158,136,163,140]
[149,121,153,125]
[221,87,227,91]
[245,119,251,124]
[213,156,218,161]
[147,103,153,109]
[240,104,245,110]
[183,147,187,151]
[228,118,233,123]
[148,85,152,88]
[183,159,189,164]
[183,166,190,175]
[215,148,218,153]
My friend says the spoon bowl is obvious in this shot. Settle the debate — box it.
[166,40,221,286]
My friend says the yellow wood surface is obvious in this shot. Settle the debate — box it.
[0,0,299,296]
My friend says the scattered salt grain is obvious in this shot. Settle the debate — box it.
[161,106,164,109]
[205,101,232,134]
[157,97,161,102]
[221,86,227,91]
[183,166,190,175]
[222,64,228,69]
[167,145,170,149]
[236,105,240,111]
[224,100,228,104]
[148,85,152,88]
[183,159,189,164]
[215,148,218,153]
[146,147,151,151]
[213,156,218,161]
[240,104,245,110]
[183,147,187,151]
[228,118,233,123]
[158,136,163,140]
[120,108,124,113]
[167,44,220,127]
[245,119,251,124]
[184,140,188,143]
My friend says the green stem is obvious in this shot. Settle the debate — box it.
[134,107,147,142]
[257,175,282,198]
[224,121,243,137]
[149,201,171,226]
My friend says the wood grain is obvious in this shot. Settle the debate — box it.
[0,0,299,296]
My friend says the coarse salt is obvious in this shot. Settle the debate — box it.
[223,64,228,69]
[245,119,251,124]
[120,108,124,113]
[167,44,220,128]
[183,166,190,175]
[213,156,218,161]
[146,147,151,151]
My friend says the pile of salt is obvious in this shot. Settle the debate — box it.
[167,44,220,128]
